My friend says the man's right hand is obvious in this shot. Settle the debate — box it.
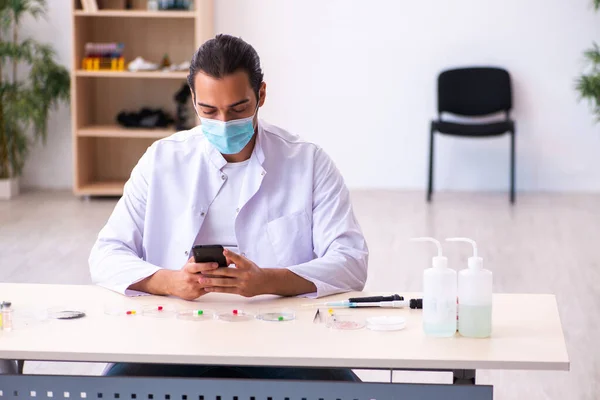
[129,258,219,300]
[165,258,221,300]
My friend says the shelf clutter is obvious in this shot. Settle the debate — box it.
[80,0,193,12]
[81,42,125,71]
[71,0,213,196]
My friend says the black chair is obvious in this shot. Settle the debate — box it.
[428,67,516,203]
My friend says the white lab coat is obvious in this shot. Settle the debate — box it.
[89,120,368,298]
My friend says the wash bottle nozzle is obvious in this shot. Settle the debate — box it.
[410,237,447,268]
[446,237,483,269]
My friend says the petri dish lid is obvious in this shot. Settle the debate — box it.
[216,309,254,322]
[327,314,365,330]
[256,308,295,322]
[104,305,140,317]
[12,308,49,329]
[47,307,86,320]
[176,309,215,321]
[141,304,176,318]
[366,316,406,331]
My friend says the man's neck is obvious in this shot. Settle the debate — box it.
[222,133,257,163]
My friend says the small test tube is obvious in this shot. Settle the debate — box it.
[126,310,137,315]
[328,308,337,322]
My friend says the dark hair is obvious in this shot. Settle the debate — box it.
[187,34,264,100]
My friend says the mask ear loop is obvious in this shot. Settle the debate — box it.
[251,93,261,131]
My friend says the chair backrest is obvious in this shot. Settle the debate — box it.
[438,67,512,116]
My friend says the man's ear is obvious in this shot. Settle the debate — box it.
[258,82,267,107]
[190,92,199,118]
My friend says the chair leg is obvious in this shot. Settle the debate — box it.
[427,126,435,202]
[17,360,24,374]
[510,130,516,204]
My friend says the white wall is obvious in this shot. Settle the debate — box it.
[21,0,600,191]
[20,2,73,189]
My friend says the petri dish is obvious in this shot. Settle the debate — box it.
[104,305,140,317]
[366,316,406,331]
[47,307,86,320]
[256,308,296,322]
[216,309,254,322]
[141,304,176,318]
[327,314,365,330]
[176,309,215,322]
[12,308,49,330]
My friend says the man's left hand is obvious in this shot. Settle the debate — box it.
[199,249,270,297]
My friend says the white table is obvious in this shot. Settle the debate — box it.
[0,283,570,399]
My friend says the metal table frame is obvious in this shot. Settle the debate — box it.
[0,372,492,400]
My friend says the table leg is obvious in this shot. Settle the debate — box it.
[0,360,17,374]
[453,369,476,385]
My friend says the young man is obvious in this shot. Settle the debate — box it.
[90,34,368,380]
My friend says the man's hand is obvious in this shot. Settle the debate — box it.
[165,258,222,300]
[200,250,269,297]
[129,257,219,300]
[200,249,317,297]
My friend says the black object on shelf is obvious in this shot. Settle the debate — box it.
[116,108,174,129]
[174,83,192,131]
[159,0,192,10]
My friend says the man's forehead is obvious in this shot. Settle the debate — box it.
[194,71,253,103]
[195,70,251,90]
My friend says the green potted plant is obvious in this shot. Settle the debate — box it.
[576,0,600,121]
[0,0,70,199]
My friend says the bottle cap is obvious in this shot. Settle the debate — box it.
[432,255,448,269]
[468,256,483,269]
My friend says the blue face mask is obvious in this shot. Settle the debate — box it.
[198,104,258,155]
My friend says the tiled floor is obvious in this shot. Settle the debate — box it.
[1,190,598,399]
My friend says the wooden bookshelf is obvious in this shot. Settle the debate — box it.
[71,0,213,197]
[74,70,188,79]
[77,181,127,196]
[78,125,175,139]
[74,10,196,18]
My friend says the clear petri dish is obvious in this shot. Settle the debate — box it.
[12,308,49,330]
[327,314,365,330]
[176,309,215,322]
[216,309,254,322]
[256,308,296,322]
[366,316,406,331]
[141,304,176,318]
[47,307,86,320]
[104,305,139,317]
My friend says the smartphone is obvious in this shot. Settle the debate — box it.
[192,245,228,268]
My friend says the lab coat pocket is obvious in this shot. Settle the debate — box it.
[267,210,313,267]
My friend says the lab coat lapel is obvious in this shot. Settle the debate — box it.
[238,124,266,212]
[186,140,227,247]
